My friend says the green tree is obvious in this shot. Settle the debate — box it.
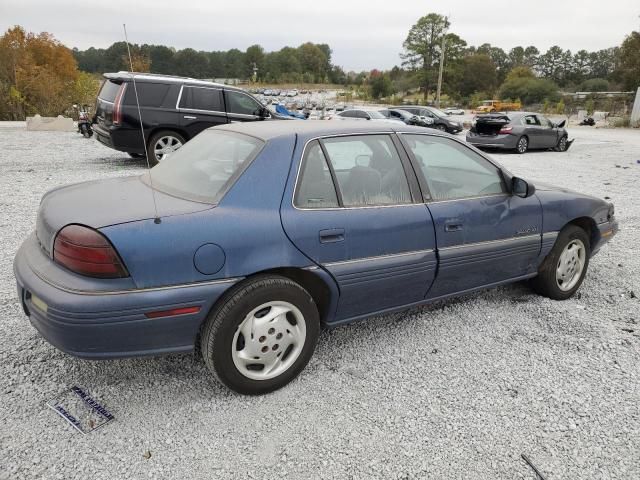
[457,54,497,97]
[401,13,450,100]
[499,66,558,104]
[616,31,640,90]
[370,71,394,99]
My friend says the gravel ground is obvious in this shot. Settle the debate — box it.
[1,123,639,480]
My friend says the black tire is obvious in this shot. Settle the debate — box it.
[435,124,447,132]
[515,136,528,154]
[147,130,186,166]
[530,225,591,300]
[200,275,320,395]
[554,135,568,152]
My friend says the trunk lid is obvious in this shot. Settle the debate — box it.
[36,175,211,256]
[472,114,511,136]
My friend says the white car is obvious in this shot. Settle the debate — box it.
[444,107,465,115]
[334,109,400,124]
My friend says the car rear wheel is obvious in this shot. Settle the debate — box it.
[435,124,447,132]
[516,136,528,154]
[147,130,185,166]
[530,225,590,300]
[200,275,320,395]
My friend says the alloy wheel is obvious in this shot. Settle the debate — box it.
[517,137,528,153]
[153,135,183,162]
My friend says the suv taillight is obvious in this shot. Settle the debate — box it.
[112,83,127,125]
[499,126,513,134]
[53,225,129,278]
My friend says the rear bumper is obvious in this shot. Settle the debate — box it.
[93,124,145,155]
[466,133,517,149]
[14,234,239,359]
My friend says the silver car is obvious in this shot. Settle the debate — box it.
[467,112,572,154]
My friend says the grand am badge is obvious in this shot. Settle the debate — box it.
[516,226,538,235]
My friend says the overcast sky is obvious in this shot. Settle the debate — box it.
[1,0,638,71]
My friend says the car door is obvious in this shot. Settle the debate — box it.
[178,85,227,138]
[536,114,559,148]
[224,89,266,123]
[522,114,544,148]
[399,133,542,299]
[280,134,437,322]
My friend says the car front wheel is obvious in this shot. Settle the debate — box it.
[555,135,568,152]
[200,275,320,395]
[530,225,590,300]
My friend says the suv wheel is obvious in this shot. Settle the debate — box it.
[148,130,185,166]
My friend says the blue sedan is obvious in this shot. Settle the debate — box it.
[14,121,617,394]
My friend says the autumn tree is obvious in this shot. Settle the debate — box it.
[0,26,79,119]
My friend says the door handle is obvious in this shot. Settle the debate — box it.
[319,228,345,243]
[183,115,197,120]
[445,223,463,232]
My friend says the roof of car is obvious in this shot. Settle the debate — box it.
[214,119,432,141]
[104,72,239,90]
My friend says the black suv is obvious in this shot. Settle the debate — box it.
[398,106,463,134]
[93,72,286,165]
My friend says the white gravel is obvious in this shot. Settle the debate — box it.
[1,123,639,480]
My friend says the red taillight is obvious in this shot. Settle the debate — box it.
[112,83,127,125]
[499,126,513,134]
[53,225,129,279]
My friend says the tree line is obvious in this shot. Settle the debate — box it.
[73,41,345,84]
[1,18,638,120]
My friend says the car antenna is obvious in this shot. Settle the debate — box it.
[123,23,161,225]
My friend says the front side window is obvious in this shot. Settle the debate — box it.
[226,91,262,116]
[322,135,412,207]
[537,115,553,128]
[294,141,339,209]
[403,135,505,201]
[339,110,357,118]
[179,86,223,112]
[146,130,264,203]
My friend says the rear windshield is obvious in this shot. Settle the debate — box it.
[98,80,122,102]
[143,130,264,204]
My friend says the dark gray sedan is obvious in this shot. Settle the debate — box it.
[466,112,572,154]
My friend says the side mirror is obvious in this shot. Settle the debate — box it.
[512,177,536,198]
[259,107,270,118]
[556,119,566,128]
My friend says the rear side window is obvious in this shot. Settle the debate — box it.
[146,130,264,204]
[123,83,170,107]
[179,86,223,112]
[98,80,122,102]
[321,135,412,207]
[294,141,339,209]
[403,135,505,201]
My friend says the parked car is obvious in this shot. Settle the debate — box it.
[14,121,617,394]
[443,107,465,115]
[334,108,398,124]
[93,73,288,166]
[379,108,434,127]
[399,106,463,134]
[467,112,572,153]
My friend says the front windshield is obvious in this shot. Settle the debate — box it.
[427,107,448,118]
[144,129,264,204]
[368,110,386,119]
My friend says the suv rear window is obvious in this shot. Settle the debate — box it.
[145,130,264,204]
[98,80,122,103]
[124,82,170,107]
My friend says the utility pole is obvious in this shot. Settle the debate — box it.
[435,17,448,109]
[252,62,258,83]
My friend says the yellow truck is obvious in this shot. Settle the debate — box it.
[475,99,521,113]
